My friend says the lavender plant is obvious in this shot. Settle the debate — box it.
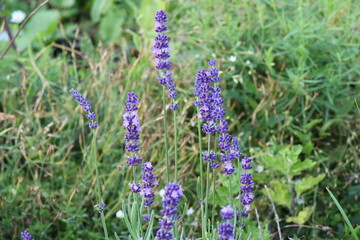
[153,10,179,182]
[69,88,109,240]
[65,10,256,240]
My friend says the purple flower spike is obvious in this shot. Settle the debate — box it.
[156,182,183,240]
[217,205,235,240]
[69,88,98,129]
[21,230,34,240]
[240,156,254,218]
[217,222,234,240]
[141,162,158,207]
[123,92,142,165]
[153,10,178,111]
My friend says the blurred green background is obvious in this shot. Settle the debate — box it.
[0,0,359,239]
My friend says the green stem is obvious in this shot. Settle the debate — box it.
[212,132,218,226]
[211,168,216,225]
[92,132,109,240]
[205,133,211,233]
[162,86,170,183]
[229,175,236,231]
[173,108,178,182]
[196,113,205,238]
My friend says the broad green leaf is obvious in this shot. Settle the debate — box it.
[295,174,325,196]
[99,8,125,44]
[138,0,166,32]
[52,0,75,8]
[286,207,314,224]
[17,9,60,51]
[289,158,316,176]
[90,0,114,22]
[263,180,291,208]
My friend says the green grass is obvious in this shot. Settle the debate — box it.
[1,0,359,239]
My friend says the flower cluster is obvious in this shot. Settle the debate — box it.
[218,136,242,175]
[20,230,34,240]
[217,205,234,240]
[69,88,97,129]
[95,203,106,212]
[156,182,183,240]
[194,60,224,129]
[123,92,142,166]
[240,157,254,217]
[194,60,226,169]
[153,10,178,111]
[141,162,158,207]
[123,92,143,193]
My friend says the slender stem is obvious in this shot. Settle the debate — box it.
[173,109,178,182]
[229,175,236,231]
[162,86,170,183]
[264,185,283,240]
[205,133,211,232]
[92,132,109,240]
[196,113,205,238]
[211,132,218,226]
[211,168,216,225]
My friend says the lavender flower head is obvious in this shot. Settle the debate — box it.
[95,203,106,212]
[69,88,98,129]
[217,205,234,240]
[141,162,158,207]
[21,230,34,240]
[156,182,183,240]
[220,205,234,220]
[240,157,254,217]
[123,92,142,164]
[154,10,178,111]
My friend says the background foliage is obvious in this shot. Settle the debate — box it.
[0,0,359,239]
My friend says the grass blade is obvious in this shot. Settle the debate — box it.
[326,187,359,240]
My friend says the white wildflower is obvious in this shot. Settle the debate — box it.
[116,210,125,218]
[186,207,194,215]
[159,189,166,198]
[10,10,26,24]
[228,55,237,62]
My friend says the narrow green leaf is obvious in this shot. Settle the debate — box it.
[326,188,359,240]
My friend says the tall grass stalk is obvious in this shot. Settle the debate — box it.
[91,132,109,240]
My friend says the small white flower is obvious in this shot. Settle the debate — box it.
[116,210,125,218]
[10,10,26,24]
[245,60,252,66]
[186,207,194,215]
[228,56,237,62]
[0,32,10,42]
[256,165,264,173]
[159,189,166,198]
